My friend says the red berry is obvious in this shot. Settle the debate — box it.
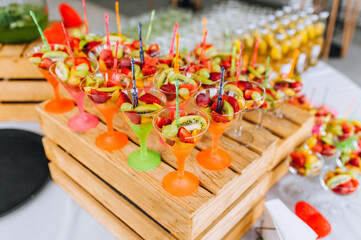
[178,127,194,143]
[83,41,102,53]
[221,60,231,70]
[132,40,141,49]
[291,81,303,93]
[141,65,157,76]
[155,117,172,129]
[149,44,160,52]
[179,83,198,92]
[69,37,80,49]
[320,145,335,156]
[211,99,224,111]
[118,57,131,69]
[290,152,306,168]
[160,83,176,93]
[244,90,254,100]
[237,81,253,91]
[121,67,132,76]
[274,82,289,91]
[224,96,240,113]
[211,111,230,123]
[209,72,222,82]
[139,93,161,105]
[347,158,360,167]
[169,110,186,121]
[342,123,352,134]
[124,111,141,125]
[39,58,53,69]
[119,92,131,104]
[99,49,113,68]
[144,56,158,66]
[123,44,135,55]
[89,89,112,104]
[196,93,211,107]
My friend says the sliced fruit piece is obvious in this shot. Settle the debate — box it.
[121,102,133,111]
[75,63,90,71]
[156,68,174,88]
[156,117,172,129]
[39,58,53,69]
[222,100,234,120]
[172,115,207,130]
[119,92,131,104]
[178,127,194,144]
[133,104,159,114]
[224,84,243,97]
[197,68,210,78]
[193,74,214,85]
[142,65,157,76]
[59,3,83,27]
[224,96,240,113]
[196,93,211,107]
[162,125,178,138]
[326,174,352,190]
[237,81,253,91]
[90,89,111,104]
[168,73,197,86]
[247,66,262,78]
[179,88,190,99]
[211,111,230,123]
[139,93,161,105]
[179,83,198,92]
[251,91,262,100]
[160,83,176,93]
[43,51,68,61]
[55,62,70,82]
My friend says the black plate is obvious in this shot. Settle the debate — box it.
[0,129,49,217]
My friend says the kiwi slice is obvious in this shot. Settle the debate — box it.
[222,100,234,120]
[247,66,262,79]
[205,47,218,58]
[256,65,266,75]
[43,51,68,61]
[76,63,90,71]
[223,84,243,97]
[134,64,142,77]
[168,73,197,86]
[133,104,159,114]
[197,68,210,79]
[79,40,87,50]
[191,74,213,85]
[157,68,174,88]
[326,174,351,190]
[172,115,207,130]
[55,62,70,82]
[211,62,221,73]
[96,86,123,93]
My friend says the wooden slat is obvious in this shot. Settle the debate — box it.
[49,163,142,240]
[0,81,52,101]
[0,58,43,78]
[0,103,38,121]
[0,44,27,57]
[43,137,174,240]
[269,158,289,189]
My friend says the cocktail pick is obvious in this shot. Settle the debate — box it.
[264,57,270,88]
[288,49,299,78]
[105,13,111,50]
[61,22,75,63]
[131,58,138,107]
[115,1,121,37]
[82,0,88,34]
[225,28,230,52]
[230,45,237,76]
[174,33,180,74]
[145,10,155,43]
[168,22,179,60]
[217,67,225,114]
[196,30,207,71]
[251,39,259,68]
[175,79,180,128]
[235,43,243,85]
[138,22,145,67]
[29,11,50,51]
[202,17,207,37]
[342,99,356,122]
[112,40,120,79]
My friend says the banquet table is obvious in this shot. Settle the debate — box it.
[0,62,360,240]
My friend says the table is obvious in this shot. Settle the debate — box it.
[0,62,360,240]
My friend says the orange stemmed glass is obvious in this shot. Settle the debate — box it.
[80,73,129,151]
[153,107,209,197]
[27,44,74,113]
[195,88,244,171]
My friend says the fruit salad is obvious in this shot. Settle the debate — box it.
[261,86,284,110]
[158,54,191,71]
[287,94,312,110]
[222,80,265,111]
[69,30,103,57]
[195,88,245,124]
[88,43,124,75]
[340,150,361,174]
[154,68,201,107]
[312,133,339,160]
[272,74,303,98]
[154,109,209,147]
[322,167,359,195]
[28,45,69,72]
[288,149,323,177]
[191,43,218,60]
[123,40,160,58]
[191,67,223,90]
[326,119,356,142]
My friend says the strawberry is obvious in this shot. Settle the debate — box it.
[123,44,135,55]
[212,111,230,123]
[169,110,186,121]
[347,158,360,167]
[342,123,352,134]
[121,67,132,76]
[118,57,131,69]
[70,37,80,49]
[178,127,194,143]
[274,82,289,91]
[211,99,223,111]
[321,145,335,156]
[179,83,198,92]
[32,53,43,58]
[158,58,172,66]
[209,72,222,82]
[142,65,157,76]
[224,96,240,113]
[221,60,231,70]
[332,180,356,195]
[186,65,197,73]
[290,152,306,168]
[124,111,141,125]
[139,93,161,105]
[99,49,113,68]
[83,41,102,53]
[75,57,91,69]
[155,117,172,129]
[237,81,253,91]
[160,83,176,93]
[312,140,323,153]
[132,40,141,49]
[291,81,303,93]
[244,90,254,100]
[90,89,111,104]
[149,44,160,52]
[39,58,53,69]
[144,56,158,66]
[119,91,131,104]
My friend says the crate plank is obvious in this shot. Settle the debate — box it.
[0,81,52,101]
[0,58,43,78]
[0,44,27,57]
[0,103,38,121]
[49,163,142,240]
[43,137,175,240]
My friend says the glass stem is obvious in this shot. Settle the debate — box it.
[52,83,61,100]
[76,94,86,117]
[104,112,115,134]
[139,135,148,159]
[276,102,283,119]
[176,151,187,179]
[233,112,243,137]
[256,110,264,129]
[211,134,221,158]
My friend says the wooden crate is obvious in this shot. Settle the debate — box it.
[0,39,55,121]
[36,100,313,240]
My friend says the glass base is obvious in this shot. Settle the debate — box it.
[196,148,231,171]
[162,171,199,197]
[222,128,254,148]
[68,113,99,132]
[95,131,128,152]
[44,98,74,114]
[128,149,161,171]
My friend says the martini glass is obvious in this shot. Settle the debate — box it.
[221,80,265,148]
[153,107,209,197]
[119,89,166,171]
[195,88,244,171]
[80,74,129,152]
[27,44,74,114]
[50,58,99,132]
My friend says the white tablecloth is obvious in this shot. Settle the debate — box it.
[0,62,360,240]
